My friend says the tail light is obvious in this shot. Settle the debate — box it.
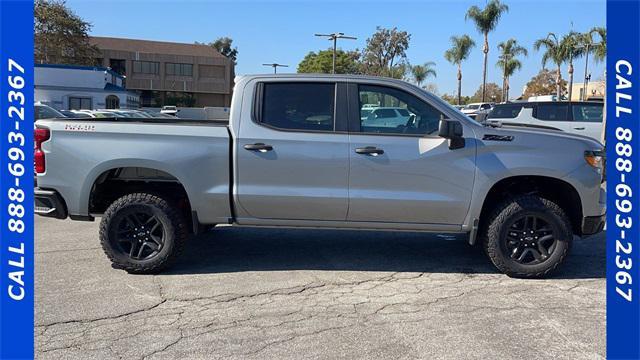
[34,128,50,174]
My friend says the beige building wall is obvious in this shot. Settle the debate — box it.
[570,80,605,101]
[90,37,234,107]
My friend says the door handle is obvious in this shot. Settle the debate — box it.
[573,127,586,130]
[355,146,384,156]
[244,143,273,152]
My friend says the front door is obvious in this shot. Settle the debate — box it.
[235,81,350,221]
[347,84,476,225]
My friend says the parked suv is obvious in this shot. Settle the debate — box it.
[486,101,604,142]
[361,107,414,129]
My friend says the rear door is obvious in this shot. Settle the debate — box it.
[570,102,604,141]
[347,83,476,226]
[235,81,350,221]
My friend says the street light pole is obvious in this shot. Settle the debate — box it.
[262,63,288,74]
[582,43,591,101]
[314,32,357,74]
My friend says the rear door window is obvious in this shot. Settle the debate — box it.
[260,82,335,131]
[571,103,603,123]
[535,103,570,121]
[488,104,524,119]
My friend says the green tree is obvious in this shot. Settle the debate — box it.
[590,27,606,62]
[470,82,502,103]
[444,35,476,105]
[196,37,238,64]
[34,0,99,65]
[411,62,436,86]
[559,32,582,101]
[297,49,361,74]
[523,68,567,99]
[534,33,566,99]
[465,0,509,102]
[496,39,527,101]
[211,37,238,64]
[361,26,411,77]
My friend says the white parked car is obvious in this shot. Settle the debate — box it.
[161,105,179,116]
[461,102,494,120]
[361,107,414,128]
[486,101,604,142]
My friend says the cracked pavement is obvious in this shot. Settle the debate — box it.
[35,217,605,359]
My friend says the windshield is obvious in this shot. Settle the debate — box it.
[464,104,480,110]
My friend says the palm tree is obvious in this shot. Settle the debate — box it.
[578,27,606,100]
[465,0,509,102]
[560,32,582,101]
[444,35,476,105]
[591,26,606,62]
[496,39,528,101]
[411,62,437,87]
[534,33,565,99]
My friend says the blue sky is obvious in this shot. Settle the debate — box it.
[66,0,606,97]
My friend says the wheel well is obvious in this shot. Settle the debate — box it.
[478,176,583,236]
[89,167,193,230]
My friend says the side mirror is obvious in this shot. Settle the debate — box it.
[438,119,465,150]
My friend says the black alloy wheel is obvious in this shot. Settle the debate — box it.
[503,214,558,265]
[113,208,165,261]
[100,193,188,274]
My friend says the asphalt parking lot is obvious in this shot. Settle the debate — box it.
[35,217,605,360]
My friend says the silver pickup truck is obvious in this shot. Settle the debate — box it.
[34,74,606,278]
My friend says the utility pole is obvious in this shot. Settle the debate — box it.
[314,32,357,74]
[262,63,288,74]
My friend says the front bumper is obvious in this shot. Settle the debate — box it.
[35,188,67,219]
[581,214,605,236]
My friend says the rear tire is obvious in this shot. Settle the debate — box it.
[99,193,187,274]
[482,195,572,278]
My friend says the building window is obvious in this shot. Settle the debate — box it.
[69,97,92,110]
[133,61,159,75]
[106,95,120,109]
[166,63,193,76]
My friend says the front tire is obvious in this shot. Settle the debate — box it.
[482,195,573,278]
[99,193,187,274]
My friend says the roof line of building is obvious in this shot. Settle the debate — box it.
[35,63,123,78]
[35,84,132,93]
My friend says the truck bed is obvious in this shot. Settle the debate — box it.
[35,117,233,224]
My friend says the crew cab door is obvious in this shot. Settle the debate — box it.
[347,83,476,225]
[569,102,604,141]
[235,80,350,221]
